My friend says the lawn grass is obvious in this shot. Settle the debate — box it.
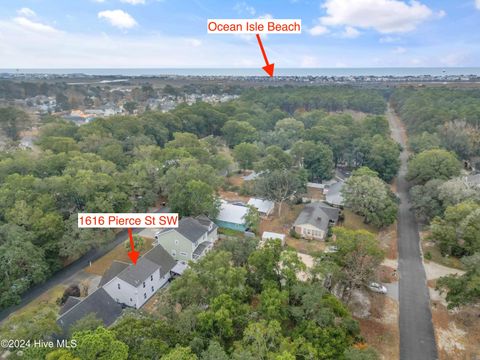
[421,238,464,270]
[341,209,380,234]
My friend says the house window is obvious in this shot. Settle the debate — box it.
[180,252,187,256]
[117,283,121,290]
[143,281,146,288]
[130,298,133,302]
[144,293,147,299]
[150,275,153,281]
[175,240,179,245]
[151,286,154,292]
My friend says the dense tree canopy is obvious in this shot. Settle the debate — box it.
[406,149,461,185]
[342,169,398,227]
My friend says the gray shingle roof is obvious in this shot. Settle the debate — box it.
[157,216,213,242]
[57,288,123,335]
[143,244,176,277]
[117,257,159,287]
[193,241,211,257]
[58,297,81,316]
[113,245,177,286]
[293,202,340,232]
[325,180,345,207]
[98,261,129,287]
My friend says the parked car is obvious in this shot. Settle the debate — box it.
[368,282,387,294]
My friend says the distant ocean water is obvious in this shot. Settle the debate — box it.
[1,68,480,77]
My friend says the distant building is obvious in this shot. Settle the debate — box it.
[261,231,286,246]
[154,216,218,262]
[293,202,340,241]
[325,180,345,207]
[242,171,263,181]
[247,198,275,217]
[215,200,249,232]
[465,174,480,188]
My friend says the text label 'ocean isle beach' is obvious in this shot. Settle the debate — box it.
[207,19,301,34]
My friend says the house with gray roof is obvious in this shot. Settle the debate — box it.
[325,180,345,207]
[57,288,123,335]
[101,245,176,309]
[293,202,340,241]
[57,244,179,335]
[154,216,218,262]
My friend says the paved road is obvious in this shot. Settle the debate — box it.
[388,107,438,360]
[0,208,169,322]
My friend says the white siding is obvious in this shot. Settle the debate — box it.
[135,268,169,308]
[103,277,137,308]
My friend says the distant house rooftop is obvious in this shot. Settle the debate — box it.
[294,202,340,233]
[466,174,480,187]
[156,216,217,242]
[242,171,263,181]
[325,180,345,207]
[216,200,249,225]
[247,198,275,216]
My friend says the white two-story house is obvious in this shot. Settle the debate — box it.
[154,215,218,263]
[101,245,176,309]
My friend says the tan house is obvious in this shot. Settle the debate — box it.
[293,202,340,240]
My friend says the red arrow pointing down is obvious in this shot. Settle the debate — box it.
[127,228,140,265]
[256,34,275,77]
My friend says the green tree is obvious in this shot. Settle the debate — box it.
[69,313,104,336]
[259,285,289,322]
[362,135,400,182]
[217,236,258,266]
[243,205,260,234]
[247,239,283,291]
[342,173,398,227]
[240,320,283,360]
[332,228,385,301]
[0,229,49,308]
[436,253,480,308]
[410,179,445,222]
[255,146,292,172]
[201,341,229,360]
[124,101,138,114]
[255,170,306,216]
[169,251,248,307]
[0,107,31,140]
[408,132,441,154]
[292,141,334,181]
[222,120,257,147]
[72,327,128,360]
[124,234,145,252]
[407,149,461,185]
[233,143,260,171]
[162,346,198,360]
[430,201,480,256]
[168,179,220,218]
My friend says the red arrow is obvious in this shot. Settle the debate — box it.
[127,228,140,265]
[256,34,275,77]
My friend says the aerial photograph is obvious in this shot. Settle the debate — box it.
[0,0,479,359]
